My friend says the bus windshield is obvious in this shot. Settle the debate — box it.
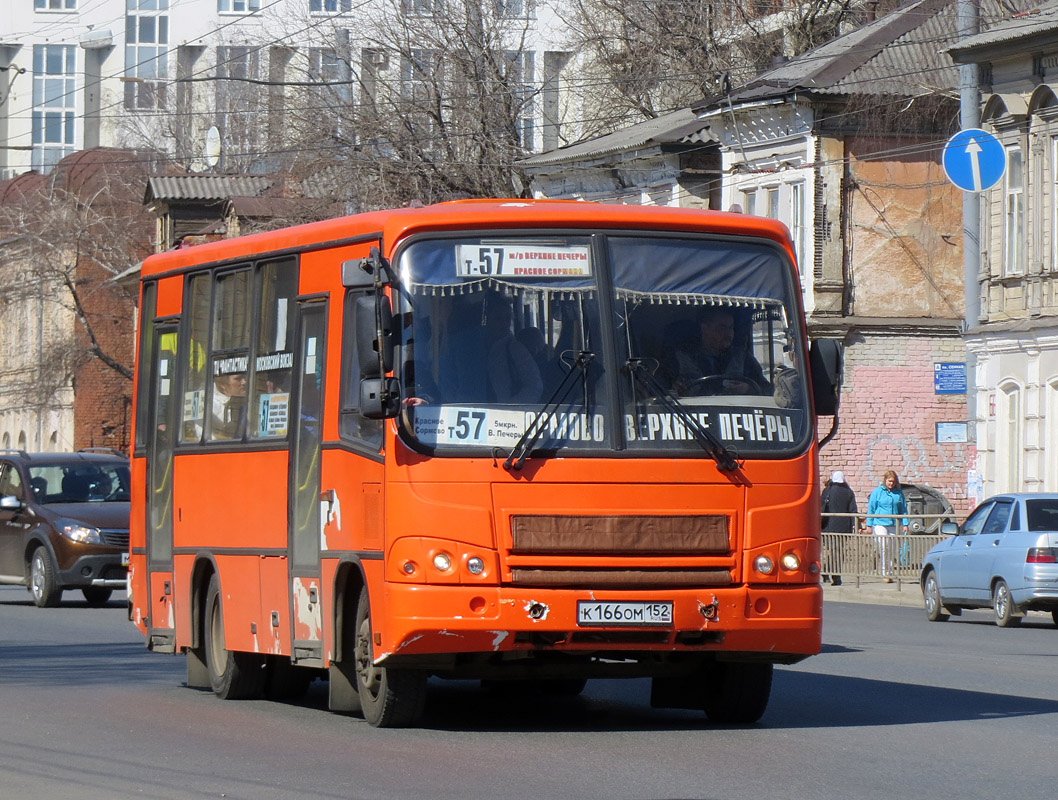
[397,232,810,458]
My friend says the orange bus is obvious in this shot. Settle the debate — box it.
[129,200,841,727]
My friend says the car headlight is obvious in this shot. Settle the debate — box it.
[55,518,103,544]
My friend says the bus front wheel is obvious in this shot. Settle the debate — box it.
[354,586,426,727]
[204,573,266,700]
[700,662,772,724]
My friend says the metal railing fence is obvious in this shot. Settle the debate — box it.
[820,513,954,589]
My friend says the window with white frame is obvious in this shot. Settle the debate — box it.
[741,188,756,216]
[308,47,350,102]
[1046,379,1058,492]
[766,186,780,219]
[790,182,806,267]
[996,380,1022,493]
[219,0,260,12]
[310,0,351,11]
[216,46,261,160]
[1053,138,1058,272]
[1004,147,1025,276]
[400,49,441,145]
[401,0,441,15]
[495,0,532,16]
[125,0,169,111]
[31,45,76,173]
[500,50,534,150]
[35,0,76,9]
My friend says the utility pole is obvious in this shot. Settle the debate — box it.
[958,0,980,498]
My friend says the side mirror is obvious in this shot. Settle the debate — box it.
[940,521,959,536]
[360,378,400,419]
[809,338,842,416]
[0,495,22,512]
[341,248,391,289]
[355,295,394,377]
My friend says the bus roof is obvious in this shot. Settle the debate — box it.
[139,199,796,279]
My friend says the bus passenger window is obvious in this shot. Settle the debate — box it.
[251,259,297,439]
[180,273,211,444]
[207,269,251,443]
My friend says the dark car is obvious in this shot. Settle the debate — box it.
[0,449,130,607]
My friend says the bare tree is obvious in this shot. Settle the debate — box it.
[561,0,900,136]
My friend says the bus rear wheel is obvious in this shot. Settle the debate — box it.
[700,662,773,724]
[204,573,265,700]
[354,586,426,727]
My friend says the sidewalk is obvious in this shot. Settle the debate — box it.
[822,577,924,608]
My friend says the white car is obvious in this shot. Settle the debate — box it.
[920,494,1058,627]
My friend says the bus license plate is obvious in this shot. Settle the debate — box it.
[576,601,672,627]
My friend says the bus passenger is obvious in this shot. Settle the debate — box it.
[212,373,248,439]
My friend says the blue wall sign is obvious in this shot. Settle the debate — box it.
[943,128,1005,192]
[935,362,967,395]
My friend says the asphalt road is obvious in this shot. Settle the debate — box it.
[2,584,1056,800]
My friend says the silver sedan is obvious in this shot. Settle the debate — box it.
[920,494,1058,627]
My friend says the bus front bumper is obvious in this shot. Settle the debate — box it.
[376,583,822,666]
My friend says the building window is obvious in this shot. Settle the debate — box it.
[790,182,806,268]
[500,50,534,150]
[31,45,76,173]
[996,380,1022,493]
[216,46,261,158]
[219,0,260,11]
[1046,379,1058,492]
[310,0,351,11]
[495,0,531,16]
[125,0,170,111]
[741,188,756,216]
[35,0,76,9]
[401,0,441,15]
[766,186,780,219]
[1004,147,1025,276]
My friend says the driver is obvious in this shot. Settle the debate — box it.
[663,306,768,396]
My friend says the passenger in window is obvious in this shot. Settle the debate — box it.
[212,373,248,440]
[661,306,768,396]
[483,291,542,404]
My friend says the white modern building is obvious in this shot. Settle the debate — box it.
[0,0,578,179]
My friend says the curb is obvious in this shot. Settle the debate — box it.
[823,581,924,608]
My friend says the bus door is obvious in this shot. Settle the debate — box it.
[146,321,178,652]
[288,301,327,664]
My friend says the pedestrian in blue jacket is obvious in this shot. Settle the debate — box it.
[866,470,908,582]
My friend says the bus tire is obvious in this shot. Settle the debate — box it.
[701,662,772,724]
[204,573,265,700]
[82,587,113,605]
[354,586,426,727]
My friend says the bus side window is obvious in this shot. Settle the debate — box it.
[250,259,297,439]
[180,273,211,444]
[339,288,383,449]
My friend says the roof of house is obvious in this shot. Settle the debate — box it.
[519,107,715,169]
[948,1,1058,60]
[700,0,1036,108]
[144,174,273,205]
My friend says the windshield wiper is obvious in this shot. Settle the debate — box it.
[504,350,595,471]
[626,358,742,473]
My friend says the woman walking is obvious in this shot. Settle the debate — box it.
[866,470,908,582]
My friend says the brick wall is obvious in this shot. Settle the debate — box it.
[819,332,974,516]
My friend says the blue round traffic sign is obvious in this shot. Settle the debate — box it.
[943,128,1005,192]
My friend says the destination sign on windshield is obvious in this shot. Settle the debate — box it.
[455,244,592,278]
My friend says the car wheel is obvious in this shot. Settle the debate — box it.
[993,580,1022,628]
[29,546,62,608]
[204,573,265,699]
[701,662,773,724]
[82,587,113,606]
[354,586,427,727]
[923,570,949,622]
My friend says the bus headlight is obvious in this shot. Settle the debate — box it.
[466,557,485,575]
[755,555,774,575]
[432,552,452,572]
[780,551,801,571]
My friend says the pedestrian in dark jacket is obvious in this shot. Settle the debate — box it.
[821,471,857,586]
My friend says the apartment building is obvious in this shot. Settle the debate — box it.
[0,0,576,179]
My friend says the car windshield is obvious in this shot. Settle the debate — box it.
[28,463,131,504]
[395,232,809,458]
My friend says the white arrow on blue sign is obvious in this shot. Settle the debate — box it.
[943,128,1006,192]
